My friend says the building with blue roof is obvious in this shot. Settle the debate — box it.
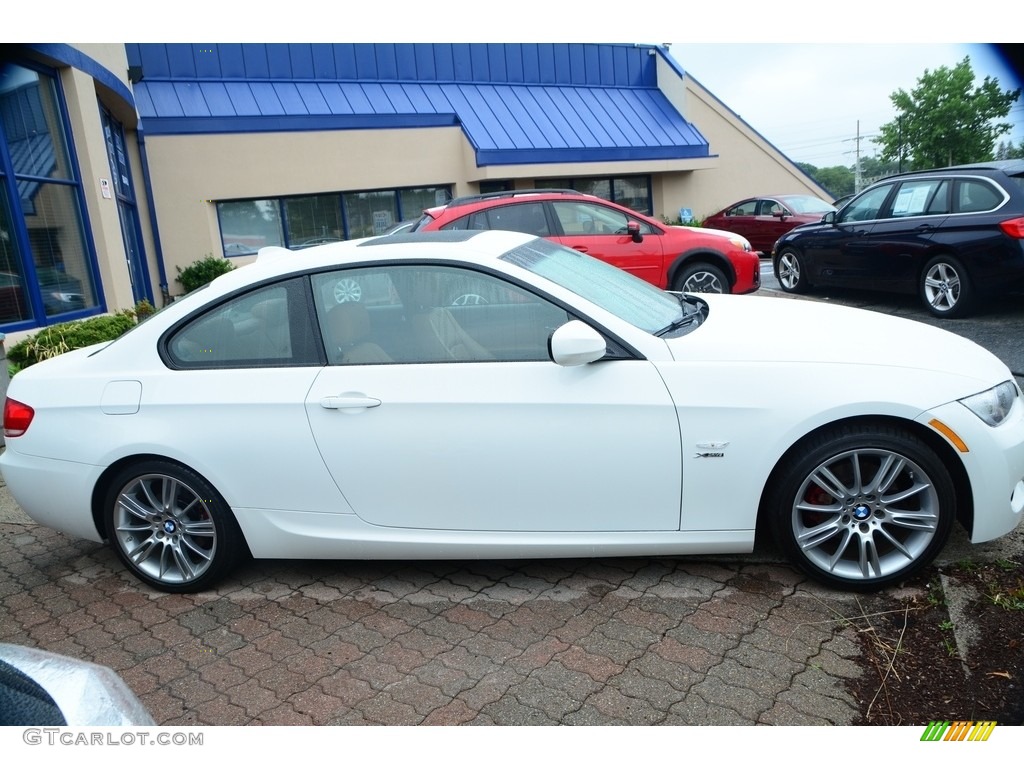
[0,43,825,333]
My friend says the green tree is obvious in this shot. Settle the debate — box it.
[996,139,1024,160]
[857,155,900,183]
[812,166,855,198]
[875,57,1020,170]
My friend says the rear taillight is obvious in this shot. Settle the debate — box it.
[999,217,1024,239]
[3,397,34,438]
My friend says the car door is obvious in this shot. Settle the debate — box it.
[846,179,951,291]
[806,183,894,286]
[712,199,759,248]
[550,201,666,286]
[303,264,682,533]
[757,199,801,252]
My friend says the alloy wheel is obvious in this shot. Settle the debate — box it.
[112,473,217,586]
[923,262,961,313]
[791,447,940,583]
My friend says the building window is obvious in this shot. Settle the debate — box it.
[479,180,514,195]
[344,190,398,239]
[536,176,652,215]
[217,185,452,256]
[99,104,151,303]
[218,200,285,255]
[284,195,343,248]
[0,61,101,325]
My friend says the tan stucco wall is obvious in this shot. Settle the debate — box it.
[59,62,137,313]
[142,126,470,286]
[656,54,831,222]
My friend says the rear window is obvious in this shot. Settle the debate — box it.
[164,277,321,369]
[956,179,1004,213]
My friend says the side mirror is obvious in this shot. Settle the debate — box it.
[821,211,837,225]
[627,220,643,243]
[548,320,607,366]
[772,210,789,220]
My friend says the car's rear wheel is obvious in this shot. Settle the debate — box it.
[766,423,955,591]
[920,255,973,318]
[103,460,246,593]
[675,262,728,293]
[776,248,810,293]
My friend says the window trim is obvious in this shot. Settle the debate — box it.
[159,275,326,370]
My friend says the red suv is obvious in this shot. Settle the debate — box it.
[411,190,760,294]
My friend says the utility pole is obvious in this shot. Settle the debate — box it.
[854,120,863,193]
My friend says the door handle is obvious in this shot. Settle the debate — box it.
[320,394,382,411]
[573,246,589,253]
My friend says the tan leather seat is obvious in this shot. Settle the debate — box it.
[411,306,494,362]
[324,302,392,364]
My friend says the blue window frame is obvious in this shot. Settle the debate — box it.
[0,60,103,328]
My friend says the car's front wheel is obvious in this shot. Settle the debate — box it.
[775,248,810,294]
[765,423,955,591]
[920,255,973,318]
[674,262,728,293]
[103,460,246,593]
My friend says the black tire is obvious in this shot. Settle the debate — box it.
[774,248,811,294]
[920,255,974,318]
[765,423,955,591]
[674,262,729,294]
[103,459,246,593]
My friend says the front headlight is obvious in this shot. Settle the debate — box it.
[959,380,1020,426]
[729,236,752,252]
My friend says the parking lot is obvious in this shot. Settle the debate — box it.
[2,276,1023,726]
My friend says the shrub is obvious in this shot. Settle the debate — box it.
[176,255,234,293]
[7,311,138,375]
[133,298,156,321]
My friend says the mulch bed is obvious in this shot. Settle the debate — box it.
[845,560,1024,726]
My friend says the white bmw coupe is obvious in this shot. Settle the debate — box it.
[3,230,1023,593]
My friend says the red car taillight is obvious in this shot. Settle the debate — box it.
[3,397,34,438]
[999,217,1024,239]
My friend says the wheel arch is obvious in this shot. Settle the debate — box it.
[667,249,737,290]
[755,414,973,541]
[90,453,250,553]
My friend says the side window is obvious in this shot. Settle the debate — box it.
[729,201,758,216]
[840,184,893,223]
[758,200,782,216]
[891,179,947,217]
[553,202,656,236]
[487,203,550,236]
[956,179,1003,213]
[166,278,319,368]
[312,266,571,364]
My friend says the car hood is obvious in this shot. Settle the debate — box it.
[668,294,1010,393]
[672,225,753,249]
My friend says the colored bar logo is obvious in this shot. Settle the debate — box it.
[921,721,997,741]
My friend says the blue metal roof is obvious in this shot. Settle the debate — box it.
[127,44,709,166]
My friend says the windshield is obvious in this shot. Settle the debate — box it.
[500,239,683,334]
[784,196,835,214]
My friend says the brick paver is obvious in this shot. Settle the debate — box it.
[0,516,877,725]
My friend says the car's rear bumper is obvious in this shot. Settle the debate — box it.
[0,448,104,542]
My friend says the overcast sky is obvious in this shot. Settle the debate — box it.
[672,43,1024,169]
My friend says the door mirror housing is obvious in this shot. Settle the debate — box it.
[627,220,643,243]
[548,320,608,366]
